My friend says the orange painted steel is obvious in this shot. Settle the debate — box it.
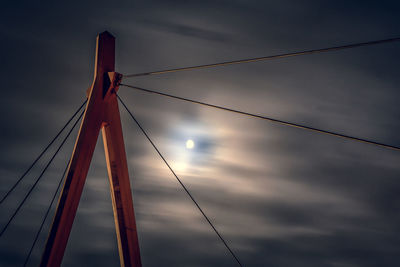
[40,32,142,267]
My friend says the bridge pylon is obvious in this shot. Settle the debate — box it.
[40,31,142,267]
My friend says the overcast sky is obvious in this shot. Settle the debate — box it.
[1,1,400,266]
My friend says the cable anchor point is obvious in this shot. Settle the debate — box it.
[105,72,123,100]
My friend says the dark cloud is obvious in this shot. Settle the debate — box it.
[137,19,234,43]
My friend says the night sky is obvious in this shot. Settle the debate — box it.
[1,1,400,266]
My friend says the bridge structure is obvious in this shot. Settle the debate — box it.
[0,31,399,267]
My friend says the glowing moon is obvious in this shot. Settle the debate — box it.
[186,139,195,149]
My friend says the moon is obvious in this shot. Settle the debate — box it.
[186,139,195,149]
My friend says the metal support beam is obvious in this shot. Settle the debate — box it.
[40,31,142,267]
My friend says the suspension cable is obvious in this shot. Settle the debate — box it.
[0,108,84,238]
[117,95,243,267]
[120,84,400,151]
[123,37,400,78]
[23,159,70,267]
[0,100,87,205]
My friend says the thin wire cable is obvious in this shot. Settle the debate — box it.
[0,100,87,205]
[123,37,400,78]
[0,108,84,239]
[121,84,400,151]
[23,159,70,267]
[117,95,243,267]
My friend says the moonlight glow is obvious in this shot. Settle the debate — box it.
[186,139,195,149]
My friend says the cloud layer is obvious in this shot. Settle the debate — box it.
[1,1,400,266]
